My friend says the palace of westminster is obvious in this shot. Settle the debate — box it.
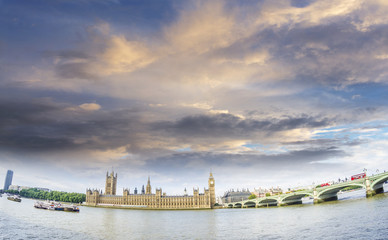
[85,171,216,209]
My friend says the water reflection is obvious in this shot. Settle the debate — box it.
[1,187,388,239]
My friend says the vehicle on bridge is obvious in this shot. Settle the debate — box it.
[351,173,366,181]
[320,183,330,187]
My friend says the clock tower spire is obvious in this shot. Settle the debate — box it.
[208,172,215,208]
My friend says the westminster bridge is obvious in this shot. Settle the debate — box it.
[225,172,388,208]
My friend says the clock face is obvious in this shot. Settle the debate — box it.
[210,181,214,184]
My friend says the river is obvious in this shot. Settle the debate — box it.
[1,186,388,239]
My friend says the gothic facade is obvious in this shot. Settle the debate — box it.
[86,171,216,209]
[104,171,117,195]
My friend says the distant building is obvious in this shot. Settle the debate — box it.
[253,187,267,198]
[7,185,33,191]
[270,186,283,195]
[36,187,50,192]
[8,185,19,191]
[86,171,216,209]
[252,186,283,198]
[5,184,50,192]
[221,189,251,204]
[3,170,13,191]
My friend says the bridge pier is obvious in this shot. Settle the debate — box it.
[277,197,282,207]
[366,190,375,198]
[313,188,322,204]
[365,177,374,198]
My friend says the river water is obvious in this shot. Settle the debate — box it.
[1,187,388,240]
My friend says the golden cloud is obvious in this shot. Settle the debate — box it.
[164,1,238,54]
[258,0,362,28]
[79,103,101,111]
[97,35,157,75]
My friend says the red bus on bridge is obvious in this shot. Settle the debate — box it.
[351,173,366,180]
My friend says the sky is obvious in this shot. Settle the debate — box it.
[1,0,388,197]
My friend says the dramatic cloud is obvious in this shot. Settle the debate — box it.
[164,1,239,54]
[1,0,388,194]
[0,98,142,152]
[154,113,332,139]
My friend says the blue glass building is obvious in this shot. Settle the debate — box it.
[3,170,13,191]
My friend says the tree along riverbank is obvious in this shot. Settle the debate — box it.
[5,188,85,204]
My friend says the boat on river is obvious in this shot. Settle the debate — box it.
[7,195,22,202]
[34,201,79,212]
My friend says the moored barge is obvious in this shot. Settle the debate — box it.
[34,201,79,212]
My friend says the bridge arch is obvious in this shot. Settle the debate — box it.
[234,203,242,208]
[371,175,388,190]
[317,183,365,200]
[243,201,257,208]
[257,198,278,207]
[227,203,234,208]
[279,192,313,205]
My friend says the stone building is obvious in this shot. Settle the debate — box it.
[252,186,283,198]
[85,171,216,209]
[221,189,251,204]
[105,171,117,195]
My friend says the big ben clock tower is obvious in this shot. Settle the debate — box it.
[208,172,216,208]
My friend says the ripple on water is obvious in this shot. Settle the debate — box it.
[1,189,388,240]
[0,213,94,240]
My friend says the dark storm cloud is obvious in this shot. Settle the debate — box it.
[41,49,99,80]
[0,98,64,126]
[0,98,143,152]
[145,147,346,172]
[272,23,388,87]
[218,18,388,90]
[154,113,332,138]
[0,97,336,156]
[55,62,97,80]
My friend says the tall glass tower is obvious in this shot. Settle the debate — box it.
[3,170,13,190]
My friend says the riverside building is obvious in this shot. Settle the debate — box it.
[3,170,13,191]
[221,189,251,204]
[85,171,216,209]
